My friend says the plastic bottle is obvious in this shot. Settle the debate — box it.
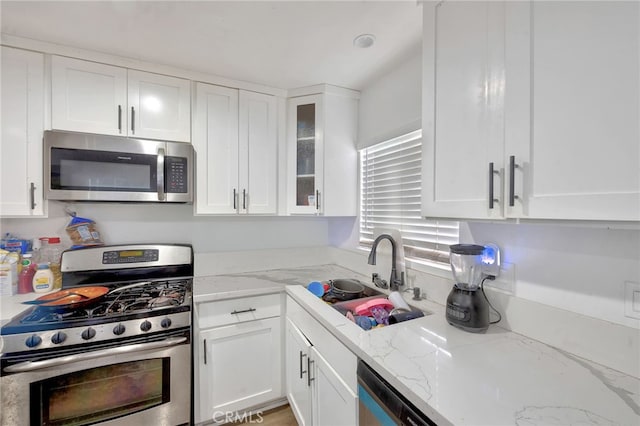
[32,264,54,293]
[18,254,36,294]
[46,237,64,291]
[36,237,63,291]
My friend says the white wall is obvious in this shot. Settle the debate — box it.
[357,45,422,149]
[0,201,331,253]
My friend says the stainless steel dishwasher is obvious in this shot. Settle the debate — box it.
[357,360,436,426]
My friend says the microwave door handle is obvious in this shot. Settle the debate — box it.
[157,147,166,201]
[3,337,187,373]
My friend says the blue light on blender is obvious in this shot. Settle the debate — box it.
[481,245,499,266]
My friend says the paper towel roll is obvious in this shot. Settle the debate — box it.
[388,291,411,311]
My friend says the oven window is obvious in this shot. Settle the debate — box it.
[31,358,170,426]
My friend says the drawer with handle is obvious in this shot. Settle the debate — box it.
[197,293,282,329]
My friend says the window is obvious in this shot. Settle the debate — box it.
[359,130,459,266]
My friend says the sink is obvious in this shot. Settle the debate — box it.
[320,286,431,330]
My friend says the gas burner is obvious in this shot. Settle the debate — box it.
[148,296,179,308]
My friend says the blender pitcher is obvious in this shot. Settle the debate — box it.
[449,244,484,290]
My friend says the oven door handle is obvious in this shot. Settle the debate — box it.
[3,336,187,373]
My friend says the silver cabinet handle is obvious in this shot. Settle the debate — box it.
[243,189,247,210]
[233,188,237,210]
[307,357,315,386]
[299,351,307,379]
[204,338,207,365]
[4,337,187,373]
[509,155,520,207]
[29,182,36,210]
[157,147,165,201]
[118,105,122,133]
[315,190,320,210]
[489,163,499,209]
[131,106,135,134]
[230,308,256,315]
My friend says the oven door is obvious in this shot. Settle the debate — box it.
[1,330,191,426]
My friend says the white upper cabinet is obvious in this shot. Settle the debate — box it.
[1,47,45,217]
[194,83,239,214]
[239,90,278,215]
[422,0,640,222]
[505,1,640,221]
[422,1,506,220]
[193,83,278,215]
[287,90,358,216]
[52,56,191,142]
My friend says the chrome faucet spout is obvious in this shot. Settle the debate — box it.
[367,234,405,291]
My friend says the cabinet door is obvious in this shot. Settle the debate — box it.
[507,1,640,220]
[1,47,45,217]
[288,95,324,215]
[310,347,357,426]
[239,90,278,214]
[51,56,127,136]
[127,70,191,142]
[199,317,282,422]
[285,318,313,426]
[422,1,506,219]
[193,83,239,214]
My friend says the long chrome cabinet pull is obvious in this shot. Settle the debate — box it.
[299,351,307,379]
[243,189,247,210]
[307,357,315,386]
[230,308,256,315]
[131,106,135,134]
[29,182,36,210]
[509,155,520,207]
[489,163,499,209]
[315,190,320,210]
[118,105,122,133]
[204,339,207,364]
[233,188,237,210]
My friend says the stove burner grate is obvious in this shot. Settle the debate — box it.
[17,280,190,326]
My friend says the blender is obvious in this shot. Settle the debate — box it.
[446,244,499,333]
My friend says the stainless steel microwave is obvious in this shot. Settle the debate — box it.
[44,130,193,203]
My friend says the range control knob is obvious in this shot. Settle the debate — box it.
[81,327,96,340]
[51,332,67,345]
[140,320,152,332]
[160,318,172,329]
[25,334,42,348]
[113,324,126,335]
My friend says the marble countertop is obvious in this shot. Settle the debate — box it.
[194,264,640,426]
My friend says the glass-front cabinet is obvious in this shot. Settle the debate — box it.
[288,95,324,214]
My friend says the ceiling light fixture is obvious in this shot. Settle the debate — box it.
[353,34,376,49]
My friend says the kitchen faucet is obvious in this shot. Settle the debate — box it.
[367,234,405,291]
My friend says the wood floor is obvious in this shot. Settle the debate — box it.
[233,404,298,426]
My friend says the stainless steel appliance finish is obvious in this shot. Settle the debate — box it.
[44,130,193,203]
[357,360,435,426]
[1,244,194,426]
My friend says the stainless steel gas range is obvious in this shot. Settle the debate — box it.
[1,244,193,426]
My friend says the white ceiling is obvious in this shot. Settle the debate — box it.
[0,1,423,91]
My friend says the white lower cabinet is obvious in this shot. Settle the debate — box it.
[285,298,357,426]
[195,294,283,424]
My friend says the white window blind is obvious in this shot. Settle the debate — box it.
[360,130,459,266]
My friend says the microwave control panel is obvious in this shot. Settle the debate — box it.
[166,156,188,193]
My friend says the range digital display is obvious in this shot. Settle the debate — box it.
[119,250,144,258]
